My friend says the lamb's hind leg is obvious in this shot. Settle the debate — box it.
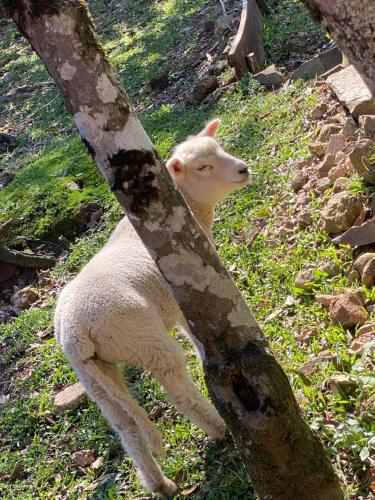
[145,336,226,440]
[68,356,177,497]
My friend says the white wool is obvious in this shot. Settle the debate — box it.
[54,120,250,496]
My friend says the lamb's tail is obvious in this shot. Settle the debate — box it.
[56,318,162,456]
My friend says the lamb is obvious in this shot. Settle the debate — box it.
[54,119,250,497]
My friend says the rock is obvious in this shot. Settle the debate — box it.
[331,112,347,125]
[326,65,375,119]
[315,177,332,194]
[317,154,335,177]
[328,162,348,181]
[309,142,327,157]
[353,253,375,276]
[37,324,54,340]
[351,287,366,305]
[252,64,285,90]
[186,76,219,105]
[318,124,342,142]
[315,293,335,307]
[329,293,368,328]
[348,269,360,284]
[76,202,103,228]
[351,331,375,353]
[319,261,340,277]
[332,177,352,193]
[348,140,375,183]
[294,269,314,291]
[0,133,18,152]
[309,103,328,120]
[10,285,39,311]
[296,209,313,228]
[321,192,364,234]
[333,219,375,247]
[297,327,317,343]
[297,350,336,380]
[73,450,96,467]
[325,134,346,157]
[149,70,169,91]
[358,115,375,139]
[91,456,104,470]
[357,323,375,336]
[291,47,342,82]
[341,116,359,140]
[54,382,86,411]
[362,258,375,287]
[0,171,15,189]
[327,374,358,397]
[291,171,308,192]
[66,181,80,191]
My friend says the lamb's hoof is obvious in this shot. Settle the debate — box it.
[153,477,178,498]
[207,420,227,441]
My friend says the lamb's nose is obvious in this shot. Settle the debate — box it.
[238,166,248,174]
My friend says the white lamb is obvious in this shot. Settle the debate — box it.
[55,119,250,496]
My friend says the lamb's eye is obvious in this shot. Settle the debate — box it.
[197,164,211,171]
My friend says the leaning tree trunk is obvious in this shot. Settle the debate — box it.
[303,0,375,92]
[3,1,343,498]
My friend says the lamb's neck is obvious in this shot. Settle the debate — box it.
[181,191,214,236]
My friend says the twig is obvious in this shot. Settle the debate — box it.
[218,0,227,15]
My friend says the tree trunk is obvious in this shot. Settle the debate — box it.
[303,0,375,93]
[4,1,343,498]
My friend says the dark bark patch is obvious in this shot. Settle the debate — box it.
[109,149,159,215]
[232,373,261,412]
[82,138,96,159]
[5,0,60,17]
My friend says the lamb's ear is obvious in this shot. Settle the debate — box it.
[166,157,185,178]
[197,118,221,138]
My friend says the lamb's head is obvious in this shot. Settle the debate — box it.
[166,119,250,207]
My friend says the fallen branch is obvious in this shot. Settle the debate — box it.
[0,247,56,268]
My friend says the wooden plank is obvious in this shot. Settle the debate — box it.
[228,0,265,78]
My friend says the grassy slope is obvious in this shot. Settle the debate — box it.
[0,0,374,499]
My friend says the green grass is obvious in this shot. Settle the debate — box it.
[1,0,374,498]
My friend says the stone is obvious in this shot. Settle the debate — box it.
[358,115,375,139]
[309,142,327,157]
[348,269,360,284]
[318,124,342,142]
[294,269,314,291]
[325,134,347,157]
[351,331,375,353]
[54,382,86,411]
[357,323,375,336]
[73,450,96,467]
[321,192,364,234]
[315,177,332,194]
[0,171,15,189]
[291,47,342,82]
[10,285,39,311]
[326,65,375,119]
[296,209,313,228]
[66,181,80,191]
[317,154,335,178]
[252,64,285,90]
[329,293,368,328]
[315,293,335,307]
[309,103,328,120]
[327,374,358,397]
[297,350,336,380]
[186,76,219,105]
[297,327,317,343]
[76,202,103,228]
[333,219,375,247]
[332,177,352,193]
[319,261,340,277]
[291,171,308,192]
[348,140,375,183]
[362,258,375,287]
[149,70,169,91]
[328,162,348,181]
[353,253,375,276]
[341,116,359,140]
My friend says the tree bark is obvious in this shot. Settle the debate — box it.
[303,0,375,93]
[4,1,343,498]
